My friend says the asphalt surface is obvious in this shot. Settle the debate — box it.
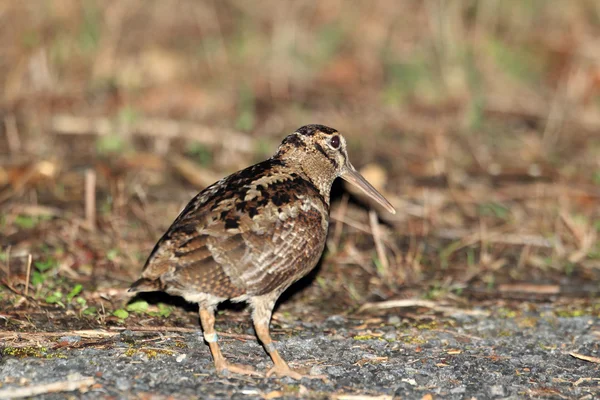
[1,304,599,399]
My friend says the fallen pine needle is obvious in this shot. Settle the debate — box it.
[0,377,95,399]
[569,352,600,364]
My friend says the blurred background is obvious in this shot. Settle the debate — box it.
[1,1,599,322]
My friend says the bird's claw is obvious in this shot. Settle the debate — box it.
[266,365,327,381]
[217,362,263,377]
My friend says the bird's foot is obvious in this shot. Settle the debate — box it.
[266,364,327,381]
[216,362,263,377]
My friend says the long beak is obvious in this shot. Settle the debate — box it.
[341,164,396,214]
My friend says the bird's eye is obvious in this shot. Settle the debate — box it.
[330,136,340,149]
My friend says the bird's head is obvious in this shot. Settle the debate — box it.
[276,124,395,214]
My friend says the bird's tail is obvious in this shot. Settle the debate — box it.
[128,278,162,293]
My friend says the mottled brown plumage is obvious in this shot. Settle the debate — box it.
[129,124,395,379]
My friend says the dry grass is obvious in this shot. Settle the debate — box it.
[1,1,599,330]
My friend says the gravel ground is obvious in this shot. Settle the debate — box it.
[1,305,599,399]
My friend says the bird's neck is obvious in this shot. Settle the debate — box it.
[275,152,338,203]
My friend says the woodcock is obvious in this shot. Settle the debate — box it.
[129,124,396,379]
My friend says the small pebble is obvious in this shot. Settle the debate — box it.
[309,365,325,375]
[176,354,187,362]
[326,366,345,377]
[489,385,505,397]
[119,330,134,338]
[66,372,83,381]
[240,389,261,395]
[116,377,131,391]
[401,378,417,386]
[326,315,346,325]
[450,386,466,394]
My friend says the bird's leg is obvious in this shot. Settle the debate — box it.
[199,307,262,377]
[254,319,305,379]
[251,294,323,380]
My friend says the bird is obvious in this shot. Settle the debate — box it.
[129,124,396,379]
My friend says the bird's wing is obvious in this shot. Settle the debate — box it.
[136,161,329,298]
[133,173,243,297]
[231,198,327,296]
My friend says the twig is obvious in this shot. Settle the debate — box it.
[194,0,229,73]
[434,228,553,248]
[51,115,254,153]
[573,377,600,386]
[2,246,10,283]
[369,210,389,277]
[4,115,21,153]
[0,377,95,399]
[330,214,371,235]
[109,326,197,333]
[91,0,138,79]
[329,194,349,252]
[517,244,530,270]
[344,244,375,275]
[541,65,574,153]
[5,204,67,219]
[100,301,106,324]
[357,299,437,313]
[560,212,585,245]
[570,352,600,364]
[24,254,32,297]
[2,334,115,350]
[0,280,23,297]
[0,329,118,342]
[357,299,490,317]
[497,283,560,295]
[85,169,96,232]
[478,218,489,264]
[108,326,257,340]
